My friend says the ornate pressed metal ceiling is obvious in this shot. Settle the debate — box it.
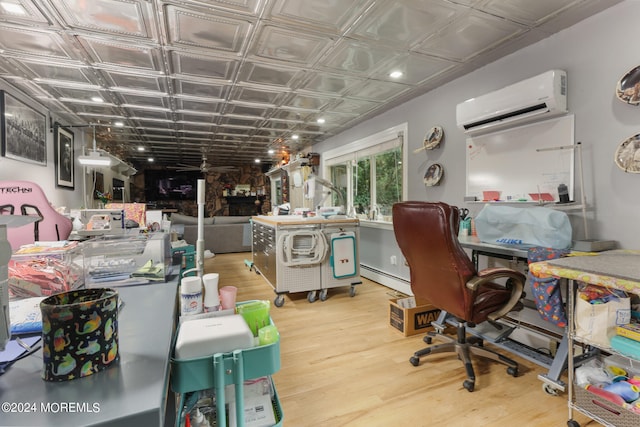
[0,0,621,168]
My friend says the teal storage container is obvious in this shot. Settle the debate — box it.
[170,310,282,427]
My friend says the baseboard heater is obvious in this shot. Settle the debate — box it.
[360,264,410,294]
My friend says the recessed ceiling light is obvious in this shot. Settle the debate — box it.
[1,2,27,15]
[291,134,299,140]
[254,159,261,163]
[91,96,104,103]
[148,158,154,162]
[114,121,124,127]
[317,118,325,124]
[137,146,145,152]
[389,70,403,79]
[268,149,275,155]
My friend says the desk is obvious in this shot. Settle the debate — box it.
[458,235,529,267]
[530,252,640,426]
[0,280,178,426]
[458,235,571,395]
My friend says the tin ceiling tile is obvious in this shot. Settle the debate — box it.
[329,98,380,115]
[107,72,167,93]
[238,61,303,88]
[299,72,365,96]
[481,0,581,26]
[267,0,372,33]
[79,36,161,69]
[415,10,526,62]
[252,24,331,64]
[371,53,455,85]
[17,60,93,84]
[57,0,155,38]
[171,51,239,81]
[165,5,252,52]
[0,0,51,25]
[321,39,398,75]
[349,0,460,48]
[348,79,411,102]
[0,26,71,58]
[231,86,283,106]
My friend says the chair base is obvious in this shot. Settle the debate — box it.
[410,322,519,392]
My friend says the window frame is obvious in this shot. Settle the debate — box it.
[322,123,408,227]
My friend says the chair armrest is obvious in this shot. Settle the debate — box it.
[466,268,526,322]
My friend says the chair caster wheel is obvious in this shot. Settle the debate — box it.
[409,357,420,367]
[424,336,433,344]
[463,380,475,392]
[507,366,518,377]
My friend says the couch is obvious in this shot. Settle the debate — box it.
[170,213,252,254]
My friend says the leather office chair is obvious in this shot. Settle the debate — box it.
[392,201,525,392]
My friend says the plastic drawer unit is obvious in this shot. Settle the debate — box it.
[171,316,282,427]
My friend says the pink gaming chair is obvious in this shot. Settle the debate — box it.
[0,180,72,250]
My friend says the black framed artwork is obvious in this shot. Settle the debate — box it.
[54,123,74,189]
[0,91,47,165]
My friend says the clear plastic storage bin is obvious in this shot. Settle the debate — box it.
[8,242,83,299]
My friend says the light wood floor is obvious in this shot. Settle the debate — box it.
[204,253,598,427]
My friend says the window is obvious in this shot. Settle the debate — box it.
[323,124,407,222]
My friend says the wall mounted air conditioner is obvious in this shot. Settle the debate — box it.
[456,69,567,136]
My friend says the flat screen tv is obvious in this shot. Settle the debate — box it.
[144,170,200,201]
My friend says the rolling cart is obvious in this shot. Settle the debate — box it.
[319,223,362,301]
[170,311,282,427]
[530,255,640,427]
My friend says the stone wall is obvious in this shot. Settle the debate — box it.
[132,164,270,216]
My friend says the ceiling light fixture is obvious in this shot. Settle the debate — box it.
[77,126,113,166]
[114,121,124,127]
[254,159,261,163]
[91,96,104,103]
[268,149,275,155]
[137,146,145,152]
[292,134,299,140]
[317,118,325,124]
[389,70,403,79]
[148,158,154,162]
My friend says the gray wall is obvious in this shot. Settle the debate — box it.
[313,0,640,285]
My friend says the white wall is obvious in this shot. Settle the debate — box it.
[314,0,640,261]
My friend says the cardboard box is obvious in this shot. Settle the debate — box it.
[389,297,441,336]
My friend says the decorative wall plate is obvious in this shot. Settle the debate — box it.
[423,126,444,150]
[614,133,640,173]
[424,163,444,186]
[616,65,640,105]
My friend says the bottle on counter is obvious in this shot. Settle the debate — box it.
[180,276,203,316]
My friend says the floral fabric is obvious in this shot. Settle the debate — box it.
[528,247,570,327]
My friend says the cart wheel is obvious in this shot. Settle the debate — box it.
[463,380,475,392]
[507,366,518,377]
[274,295,285,307]
[307,291,317,303]
[543,383,559,396]
[409,356,420,366]
[567,420,580,427]
[349,286,356,297]
[319,289,328,301]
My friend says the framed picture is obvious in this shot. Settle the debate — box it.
[54,123,74,189]
[0,91,47,165]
